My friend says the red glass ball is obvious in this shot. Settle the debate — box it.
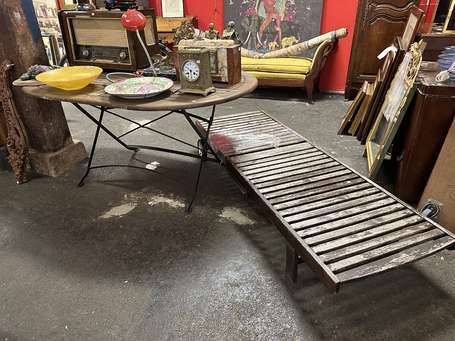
[121,9,147,31]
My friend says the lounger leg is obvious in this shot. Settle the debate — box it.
[285,244,299,283]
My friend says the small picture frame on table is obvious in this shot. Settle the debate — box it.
[401,5,424,51]
[161,0,184,18]
[443,0,455,33]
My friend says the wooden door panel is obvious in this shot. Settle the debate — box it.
[345,0,418,99]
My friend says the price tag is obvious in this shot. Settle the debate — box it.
[377,45,398,60]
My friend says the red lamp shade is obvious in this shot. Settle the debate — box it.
[121,9,147,31]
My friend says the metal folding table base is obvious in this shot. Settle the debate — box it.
[73,103,220,211]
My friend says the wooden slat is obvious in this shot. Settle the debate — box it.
[235,147,317,169]
[296,203,404,237]
[305,209,415,246]
[243,153,328,176]
[261,169,352,196]
[210,121,282,134]
[337,236,455,282]
[292,198,397,230]
[254,162,341,186]
[202,115,271,130]
[314,214,423,252]
[257,166,346,192]
[239,150,323,171]
[214,136,301,156]
[248,156,333,180]
[209,117,275,130]
[211,126,293,144]
[222,130,298,150]
[285,192,388,224]
[204,110,263,121]
[329,229,445,273]
[228,138,304,156]
[209,117,274,130]
[234,144,316,164]
[232,130,300,144]
[200,111,265,125]
[319,220,430,262]
[231,142,311,164]
[210,124,282,137]
[279,185,376,216]
[266,172,359,201]
[224,138,302,157]
[213,132,296,152]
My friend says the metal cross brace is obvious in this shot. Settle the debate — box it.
[72,103,220,211]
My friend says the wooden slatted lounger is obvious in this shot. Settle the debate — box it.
[197,110,455,292]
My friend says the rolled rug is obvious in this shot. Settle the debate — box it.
[241,28,348,59]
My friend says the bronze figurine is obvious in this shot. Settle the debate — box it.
[205,23,219,40]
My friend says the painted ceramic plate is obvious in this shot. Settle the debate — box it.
[104,77,174,99]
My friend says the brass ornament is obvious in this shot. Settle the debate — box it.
[174,22,196,45]
[205,23,219,40]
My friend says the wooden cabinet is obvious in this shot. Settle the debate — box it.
[420,32,455,61]
[392,66,455,203]
[345,0,419,99]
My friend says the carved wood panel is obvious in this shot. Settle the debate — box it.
[1,61,29,183]
[0,104,7,146]
[345,0,419,99]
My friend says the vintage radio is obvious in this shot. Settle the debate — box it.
[177,39,241,85]
[58,10,159,71]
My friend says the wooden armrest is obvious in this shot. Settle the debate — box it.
[306,40,336,81]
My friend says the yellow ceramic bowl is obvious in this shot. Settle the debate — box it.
[36,66,103,90]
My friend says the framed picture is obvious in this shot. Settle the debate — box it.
[161,0,184,18]
[443,0,455,32]
[366,41,425,178]
[352,81,375,137]
[359,37,406,144]
[223,0,323,58]
[401,5,424,51]
[338,81,367,135]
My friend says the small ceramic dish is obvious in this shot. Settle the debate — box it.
[104,77,174,99]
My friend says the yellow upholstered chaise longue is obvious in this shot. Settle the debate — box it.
[241,40,336,103]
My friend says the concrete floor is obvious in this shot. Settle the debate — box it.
[1,92,455,341]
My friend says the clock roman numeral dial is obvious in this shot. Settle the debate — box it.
[182,60,200,82]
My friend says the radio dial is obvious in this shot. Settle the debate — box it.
[81,48,90,58]
[119,51,127,60]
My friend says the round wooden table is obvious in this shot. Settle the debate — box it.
[22,73,258,111]
[22,73,258,210]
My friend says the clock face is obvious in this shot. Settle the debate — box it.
[182,60,200,82]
